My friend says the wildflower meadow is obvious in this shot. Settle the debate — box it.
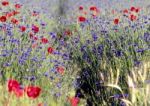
[0,0,150,106]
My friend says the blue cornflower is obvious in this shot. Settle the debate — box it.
[143,32,150,42]
[115,50,123,57]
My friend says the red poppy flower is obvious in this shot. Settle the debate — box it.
[41,38,48,44]
[129,14,137,21]
[90,6,98,11]
[135,8,140,13]
[64,30,72,36]
[0,16,7,22]
[15,4,22,9]
[114,18,119,25]
[47,47,54,54]
[69,97,80,106]
[57,66,65,75]
[32,25,39,33]
[26,86,41,99]
[123,9,128,14]
[20,26,26,32]
[78,16,86,22]
[130,6,136,12]
[8,79,20,92]
[12,11,20,16]
[79,6,83,11]
[2,1,9,6]
[11,18,19,24]
[5,12,13,18]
